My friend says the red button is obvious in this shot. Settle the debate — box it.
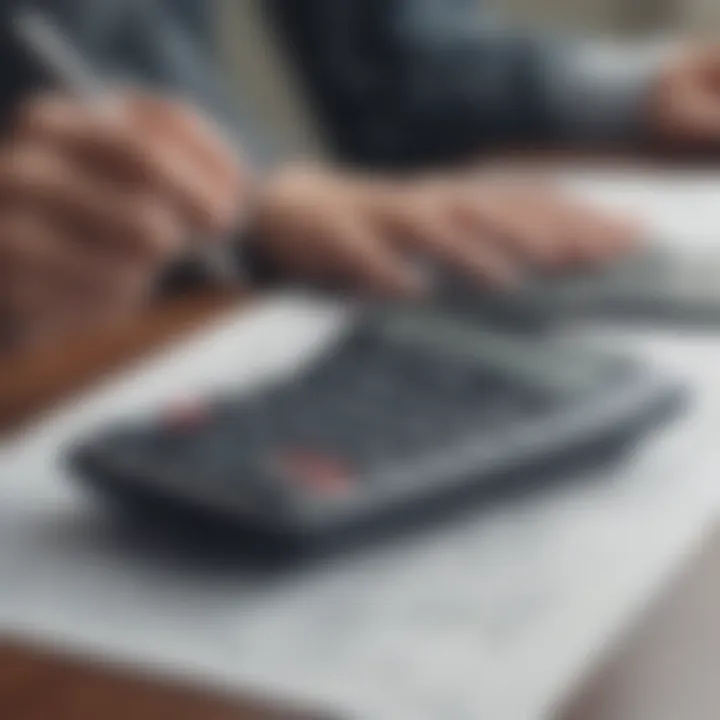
[162,398,211,434]
[275,449,354,496]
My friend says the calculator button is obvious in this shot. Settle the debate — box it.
[274,449,355,496]
[162,398,211,434]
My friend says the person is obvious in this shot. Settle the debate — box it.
[0,0,718,349]
[265,0,720,165]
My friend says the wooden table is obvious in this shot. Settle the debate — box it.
[1,288,719,720]
[0,289,241,435]
[0,642,322,720]
[0,289,323,720]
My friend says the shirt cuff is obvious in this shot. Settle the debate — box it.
[543,39,679,141]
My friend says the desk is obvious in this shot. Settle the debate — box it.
[0,290,328,720]
[0,642,322,720]
[0,290,240,435]
[1,289,719,720]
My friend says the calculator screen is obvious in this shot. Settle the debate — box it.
[378,309,620,392]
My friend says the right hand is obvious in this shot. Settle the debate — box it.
[0,90,245,348]
[251,165,642,297]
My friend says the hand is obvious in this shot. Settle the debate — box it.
[651,47,720,148]
[249,164,640,297]
[0,90,245,348]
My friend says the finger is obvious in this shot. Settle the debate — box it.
[452,184,559,267]
[539,193,641,266]
[693,48,720,87]
[0,145,183,263]
[0,210,151,325]
[0,216,68,345]
[677,93,720,144]
[490,185,634,269]
[383,187,518,287]
[485,184,581,269]
[16,94,235,233]
[121,94,245,199]
[323,220,427,297]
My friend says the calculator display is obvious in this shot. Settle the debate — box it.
[378,309,619,392]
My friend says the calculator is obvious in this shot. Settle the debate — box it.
[68,306,685,557]
[439,248,720,328]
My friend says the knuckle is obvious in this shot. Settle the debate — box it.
[13,94,79,145]
[89,108,151,161]
[158,97,211,137]
[0,145,36,187]
[173,101,204,131]
[13,95,56,137]
[0,144,64,196]
[121,132,168,182]
[105,119,147,161]
[127,197,180,256]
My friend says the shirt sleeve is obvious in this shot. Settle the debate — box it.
[265,0,669,168]
[542,39,674,141]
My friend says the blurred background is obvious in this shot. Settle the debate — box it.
[214,0,720,158]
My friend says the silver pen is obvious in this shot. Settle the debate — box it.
[13,8,240,286]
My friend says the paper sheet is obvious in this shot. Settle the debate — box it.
[3,172,720,719]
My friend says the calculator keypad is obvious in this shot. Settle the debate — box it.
[124,333,552,494]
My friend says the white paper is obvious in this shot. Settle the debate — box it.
[3,172,720,719]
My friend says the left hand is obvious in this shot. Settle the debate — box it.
[651,47,720,149]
